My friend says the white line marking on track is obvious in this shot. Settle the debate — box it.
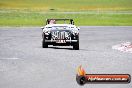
[0,57,20,60]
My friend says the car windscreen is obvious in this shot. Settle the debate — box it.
[52,26,69,30]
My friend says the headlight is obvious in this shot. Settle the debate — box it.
[44,30,50,35]
[72,30,79,35]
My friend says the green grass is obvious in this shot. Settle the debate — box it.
[0,11,131,26]
[1,0,132,11]
[0,0,132,26]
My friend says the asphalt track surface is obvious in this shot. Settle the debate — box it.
[0,26,132,88]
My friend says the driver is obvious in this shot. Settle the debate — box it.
[49,19,56,24]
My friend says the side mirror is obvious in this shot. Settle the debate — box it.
[41,27,44,30]
[73,22,74,25]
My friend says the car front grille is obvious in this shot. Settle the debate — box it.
[51,31,70,40]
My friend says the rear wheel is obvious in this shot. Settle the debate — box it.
[42,33,48,48]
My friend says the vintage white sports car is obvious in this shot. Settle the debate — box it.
[41,19,80,50]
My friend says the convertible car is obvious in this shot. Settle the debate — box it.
[41,19,80,50]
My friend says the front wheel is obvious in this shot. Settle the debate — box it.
[73,41,79,50]
[73,35,79,50]
[42,33,48,48]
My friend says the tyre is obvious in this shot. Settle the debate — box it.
[42,33,48,48]
[73,36,79,50]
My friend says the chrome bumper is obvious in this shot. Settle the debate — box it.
[45,40,77,42]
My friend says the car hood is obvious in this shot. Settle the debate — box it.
[43,24,79,33]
